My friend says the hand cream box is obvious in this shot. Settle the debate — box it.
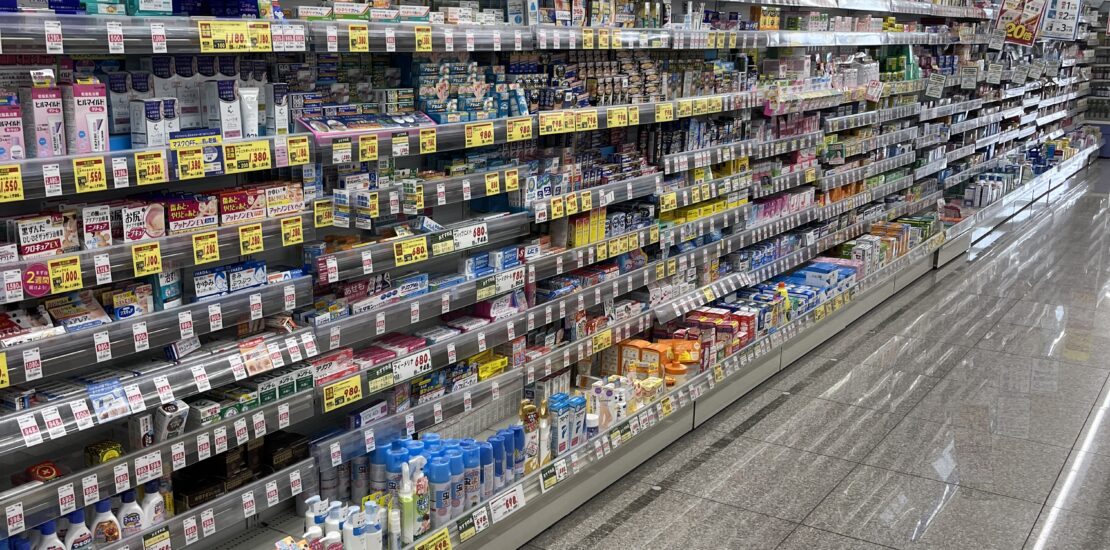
[62,82,109,153]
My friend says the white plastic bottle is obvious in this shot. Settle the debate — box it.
[341,507,364,550]
[62,509,93,550]
[321,531,343,550]
[34,520,65,550]
[90,499,121,544]
[117,489,144,537]
[140,480,166,527]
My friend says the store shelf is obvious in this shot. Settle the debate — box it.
[749,168,819,198]
[0,276,312,386]
[534,173,662,223]
[919,98,983,121]
[819,150,917,190]
[663,131,825,175]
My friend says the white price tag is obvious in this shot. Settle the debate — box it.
[124,384,145,413]
[433,401,443,424]
[252,411,267,438]
[191,365,211,392]
[492,381,500,400]
[290,470,303,496]
[447,343,457,363]
[214,426,228,454]
[278,403,290,429]
[70,400,94,431]
[207,304,223,331]
[301,333,319,357]
[153,375,174,404]
[107,21,125,53]
[233,417,249,446]
[330,441,343,467]
[478,332,487,352]
[285,337,303,362]
[5,503,24,535]
[41,405,65,440]
[197,433,211,461]
[135,451,163,484]
[376,312,386,335]
[364,428,376,453]
[361,250,374,274]
[444,29,454,51]
[266,342,285,369]
[44,20,63,54]
[284,284,296,311]
[326,25,338,52]
[150,23,167,53]
[57,483,76,515]
[172,441,186,471]
[405,412,416,435]
[178,310,194,339]
[113,462,130,493]
[488,484,526,523]
[250,292,263,320]
[183,516,199,545]
[201,508,216,537]
[265,480,280,507]
[81,474,99,507]
[466,29,475,51]
[22,348,41,382]
[241,490,257,517]
[42,163,61,197]
[385,27,396,52]
[229,355,247,381]
[464,391,472,411]
[94,330,112,362]
[410,302,420,324]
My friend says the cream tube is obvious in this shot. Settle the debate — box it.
[238,87,260,138]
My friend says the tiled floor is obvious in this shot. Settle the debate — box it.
[529,160,1110,549]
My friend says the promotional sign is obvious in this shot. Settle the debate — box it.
[997,0,1050,46]
[1040,0,1083,40]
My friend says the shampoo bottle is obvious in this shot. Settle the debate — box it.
[61,509,92,550]
[91,499,122,544]
[117,489,144,537]
[140,480,166,527]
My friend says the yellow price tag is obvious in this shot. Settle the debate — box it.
[661,397,673,416]
[412,185,425,210]
[192,231,220,265]
[359,134,379,162]
[582,28,595,49]
[649,225,659,243]
[248,21,272,52]
[708,97,723,113]
[47,256,82,294]
[596,241,608,260]
[414,25,433,52]
[539,111,565,135]
[73,157,107,193]
[660,192,677,212]
[135,151,166,185]
[281,216,303,246]
[628,107,640,126]
[713,365,724,382]
[677,99,692,118]
[413,528,452,550]
[561,111,576,132]
[0,352,7,389]
[575,109,599,131]
[465,122,495,148]
[504,169,520,192]
[579,191,592,210]
[805,167,817,183]
[364,192,379,217]
[612,29,622,49]
[592,328,613,351]
[239,224,264,255]
[507,117,534,142]
[701,183,710,199]
[349,24,369,52]
[287,136,310,166]
[608,106,628,128]
[0,165,23,203]
[131,242,162,276]
[224,140,271,173]
[394,236,430,267]
[702,288,715,302]
[314,199,334,228]
[693,99,707,116]
[550,196,564,219]
[729,31,737,48]
[175,148,205,180]
[667,258,677,276]
[656,103,674,122]
[691,186,701,203]
[419,128,437,154]
[197,20,250,52]
[655,263,664,280]
[484,172,500,196]
[322,376,363,413]
[564,194,578,216]
[598,28,610,49]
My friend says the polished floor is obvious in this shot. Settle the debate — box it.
[528,159,1110,550]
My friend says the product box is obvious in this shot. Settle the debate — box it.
[260,183,304,217]
[14,214,65,259]
[202,79,242,140]
[130,98,166,148]
[0,103,24,161]
[226,260,267,292]
[162,97,181,136]
[62,82,109,154]
[104,72,132,135]
[115,202,166,242]
[184,398,221,429]
[265,83,289,136]
[19,86,65,158]
[154,400,189,441]
[217,188,267,224]
[192,265,229,299]
[80,205,112,250]
[166,194,218,235]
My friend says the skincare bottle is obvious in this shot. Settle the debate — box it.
[520,399,540,473]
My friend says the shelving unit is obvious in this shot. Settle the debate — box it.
[0,0,1100,549]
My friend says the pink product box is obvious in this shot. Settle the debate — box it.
[354,346,398,368]
[62,82,108,154]
[444,315,490,332]
[166,195,219,235]
[376,333,427,355]
[19,86,65,159]
[310,348,356,385]
[0,104,25,160]
[114,203,166,243]
[474,293,518,320]
[217,188,267,225]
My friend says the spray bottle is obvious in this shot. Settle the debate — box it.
[445,449,464,519]
[520,400,540,473]
[409,455,430,539]
[511,425,526,480]
[388,508,401,550]
[428,457,452,529]
[479,442,495,500]
[539,399,552,466]
[399,462,415,544]
[462,443,481,509]
[489,435,506,492]
[364,506,382,550]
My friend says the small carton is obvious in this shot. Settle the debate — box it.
[202,79,242,140]
[129,98,165,148]
[19,86,65,158]
[62,81,108,153]
[81,205,112,250]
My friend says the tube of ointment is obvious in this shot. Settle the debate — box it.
[238,87,260,138]
[399,462,414,544]
[388,508,401,550]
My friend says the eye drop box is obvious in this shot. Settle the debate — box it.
[130,98,165,148]
[0,102,24,161]
[202,79,242,140]
[62,82,109,153]
[19,86,65,158]
[151,56,175,98]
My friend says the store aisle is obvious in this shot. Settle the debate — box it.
[526,160,1110,550]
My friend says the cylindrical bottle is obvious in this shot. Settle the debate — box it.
[403,440,424,460]
[428,457,452,529]
[11,536,31,550]
[62,509,92,550]
[386,443,409,497]
[117,489,144,537]
[461,443,481,510]
[303,526,324,550]
[511,425,526,480]
[488,436,505,492]
[369,447,389,492]
[445,449,464,519]
[479,442,495,500]
[91,498,123,544]
[140,480,166,527]
[35,520,64,550]
[321,531,343,550]
[421,433,441,455]
[586,413,599,440]
[388,508,401,550]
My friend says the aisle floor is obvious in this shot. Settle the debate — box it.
[527,160,1110,550]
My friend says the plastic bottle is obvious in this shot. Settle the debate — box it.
[323,502,343,535]
[479,442,495,500]
[538,400,552,466]
[140,480,166,527]
[117,489,144,537]
[520,400,540,473]
[62,510,92,550]
[369,447,388,493]
[498,429,515,485]
[364,507,382,550]
[303,526,324,550]
[10,536,31,550]
[586,413,599,440]
[445,449,464,519]
[461,443,481,509]
[34,520,64,550]
[403,440,424,461]
[421,433,441,455]
[387,508,401,550]
[91,499,123,544]
[321,531,342,550]
[342,507,365,550]
[511,425,526,479]
[385,442,409,497]
[427,457,451,529]
[408,456,430,539]
[399,462,414,544]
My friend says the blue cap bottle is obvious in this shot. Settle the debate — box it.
[445,449,464,519]
[386,446,409,495]
[370,446,389,492]
[478,442,495,500]
[428,457,452,529]
[488,435,505,491]
[461,443,481,510]
[511,425,525,479]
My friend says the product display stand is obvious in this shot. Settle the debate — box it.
[0,0,1100,549]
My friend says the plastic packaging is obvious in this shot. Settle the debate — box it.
[91,499,123,544]
[62,509,92,550]
[35,520,64,550]
[118,489,143,537]
[140,480,166,527]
